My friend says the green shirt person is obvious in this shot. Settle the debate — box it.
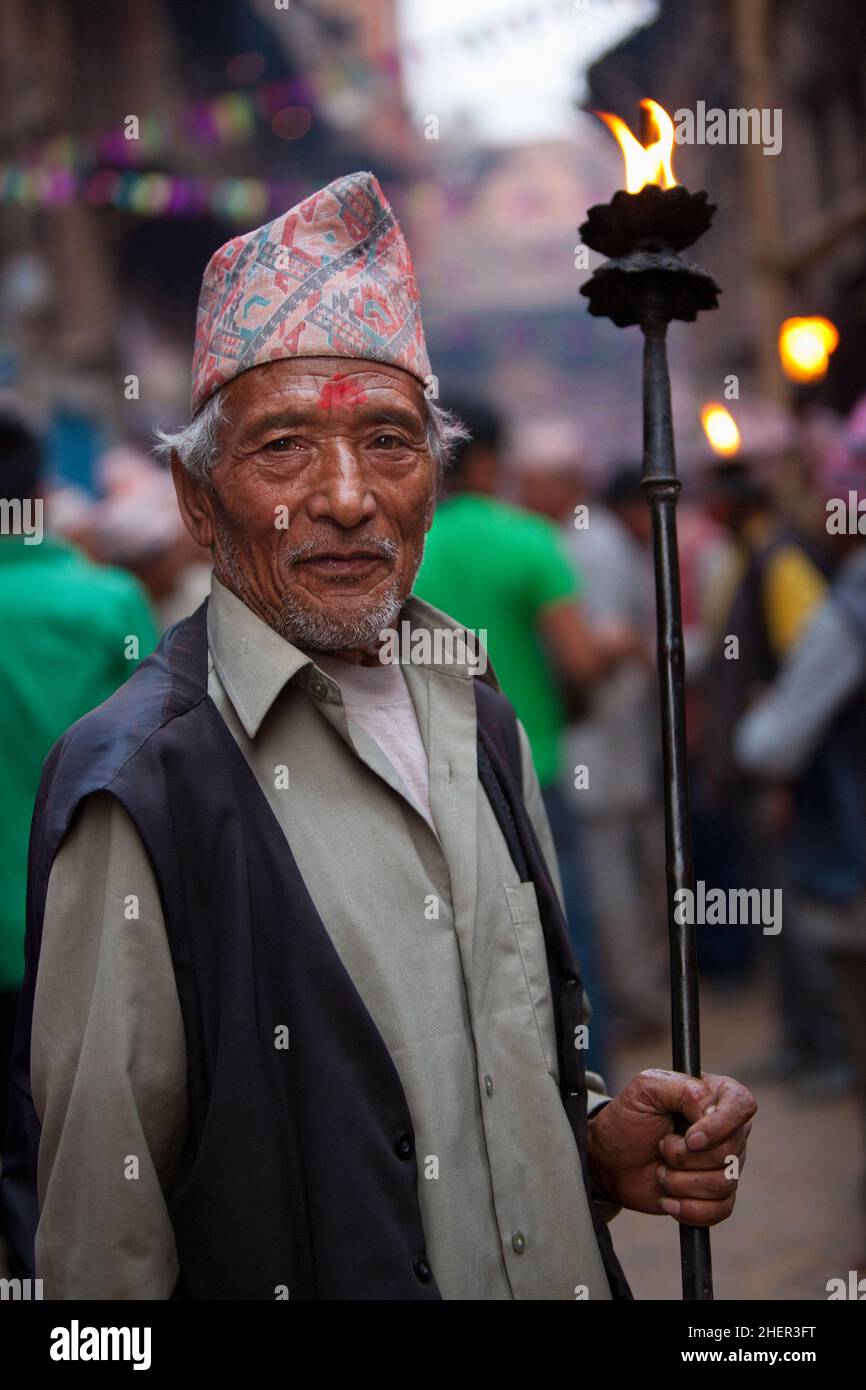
[415,491,581,787]
[0,418,158,992]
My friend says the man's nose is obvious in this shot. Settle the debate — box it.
[306,442,377,528]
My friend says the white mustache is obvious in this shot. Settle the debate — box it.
[283,536,398,564]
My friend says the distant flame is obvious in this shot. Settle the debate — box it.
[594,99,678,193]
[701,403,741,456]
[779,317,839,383]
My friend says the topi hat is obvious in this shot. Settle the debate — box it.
[190,170,431,415]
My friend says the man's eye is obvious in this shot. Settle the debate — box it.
[265,436,304,452]
[370,433,406,450]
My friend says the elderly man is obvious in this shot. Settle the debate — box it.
[2,172,755,1301]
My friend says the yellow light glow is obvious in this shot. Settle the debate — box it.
[593,99,678,193]
[701,403,741,456]
[778,317,839,383]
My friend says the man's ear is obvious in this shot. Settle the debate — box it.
[171,454,216,549]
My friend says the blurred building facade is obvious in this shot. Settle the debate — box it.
[0,0,427,474]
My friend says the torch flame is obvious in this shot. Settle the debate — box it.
[701,403,741,456]
[778,317,839,383]
[594,99,678,193]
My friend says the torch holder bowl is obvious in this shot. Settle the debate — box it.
[579,185,721,327]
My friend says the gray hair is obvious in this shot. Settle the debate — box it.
[152,390,229,484]
[153,383,468,486]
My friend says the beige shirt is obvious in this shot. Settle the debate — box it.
[32,575,618,1300]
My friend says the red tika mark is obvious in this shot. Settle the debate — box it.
[316,373,368,410]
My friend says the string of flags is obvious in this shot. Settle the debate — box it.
[0,166,306,222]
[0,73,315,219]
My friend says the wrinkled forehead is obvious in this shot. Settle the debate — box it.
[222,356,427,423]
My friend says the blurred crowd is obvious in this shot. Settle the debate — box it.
[1,383,865,1255]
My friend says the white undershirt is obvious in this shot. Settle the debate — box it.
[311,653,434,830]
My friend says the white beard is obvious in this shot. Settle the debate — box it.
[211,511,421,652]
[270,575,407,651]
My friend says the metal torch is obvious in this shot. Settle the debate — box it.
[579,176,722,1301]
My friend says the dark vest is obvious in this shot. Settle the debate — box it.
[2,601,632,1301]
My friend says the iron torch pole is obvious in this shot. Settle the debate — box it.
[641,301,713,1301]
[579,183,722,1300]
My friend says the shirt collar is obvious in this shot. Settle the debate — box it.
[207,573,500,739]
[207,575,313,737]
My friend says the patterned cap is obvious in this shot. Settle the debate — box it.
[190,170,431,415]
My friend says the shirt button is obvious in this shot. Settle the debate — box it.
[412,1255,432,1283]
[483,1075,494,1096]
[511,1232,526,1254]
[395,1132,414,1159]
[309,676,328,700]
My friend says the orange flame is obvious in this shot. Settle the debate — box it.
[701,403,741,456]
[778,317,839,383]
[594,99,678,193]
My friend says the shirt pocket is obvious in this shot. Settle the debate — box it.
[504,881,559,1082]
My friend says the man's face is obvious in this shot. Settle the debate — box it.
[174,357,436,656]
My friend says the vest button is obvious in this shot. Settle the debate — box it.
[483,1074,494,1096]
[395,1131,414,1159]
[511,1231,527,1254]
[412,1255,432,1283]
[564,975,579,989]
